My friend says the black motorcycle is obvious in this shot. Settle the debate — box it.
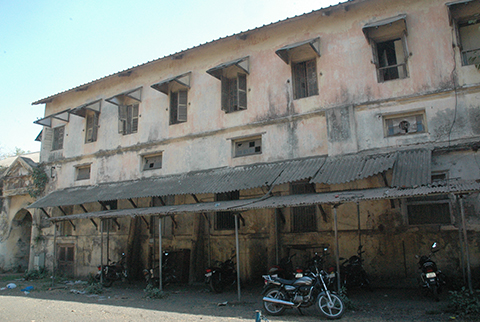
[205,254,237,293]
[95,253,127,287]
[267,253,304,280]
[416,242,445,301]
[304,248,337,291]
[339,245,371,292]
[143,251,179,287]
[262,262,345,319]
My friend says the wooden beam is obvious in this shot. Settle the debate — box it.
[58,206,76,230]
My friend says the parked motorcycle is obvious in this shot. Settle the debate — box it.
[339,245,371,292]
[267,253,304,280]
[416,242,445,301]
[95,253,127,287]
[205,254,237,293]
[143,251,178,287]
[262,261,345,319]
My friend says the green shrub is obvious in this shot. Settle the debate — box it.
[24,269,48,280]
[446,287,480,317]
[144,284,168,299]
[85,282,104,294]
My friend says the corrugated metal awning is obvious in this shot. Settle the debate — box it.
[151,72,191,95]
[275,37,321,64]
[392,149,431,187]
[206,57,249,80]
[48,179,480,222]
[70,100,102,118]
[362,14,407,41]
[33,109,71,127]
[105,87,142,106]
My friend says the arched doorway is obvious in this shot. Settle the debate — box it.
[9,209,33,272]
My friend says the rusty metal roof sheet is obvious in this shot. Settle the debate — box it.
[391,149,431,188]
[312,153,396,185]
[48,179,480,222]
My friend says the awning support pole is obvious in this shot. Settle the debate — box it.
[357,202,361,247]
[52,223,57,287]
[234,213,241,301]
[274,208,279,264]
[100,219,104,284]
[333,204,341,293]
[159,215,163,292]
[459,196,473,293]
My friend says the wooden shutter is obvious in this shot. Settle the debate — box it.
[131,104,139,133]
[237,74,247,110]
[221,76,229,112]
[170,92,178,124]
[52,126,64,150]
[118,105,127,134]
[92,111,99,142]
[306,59,318,97]
[42,127,53,153]
[228,77,237,111]
[293,62,306,99]
[177,90,188,122]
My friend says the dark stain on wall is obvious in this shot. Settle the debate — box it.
[326,106,351,142]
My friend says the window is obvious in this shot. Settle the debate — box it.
[75,165,91,181]
[383,111,426,137]
[407,195,452,225]
[221,73,247,113]
[170,90,188,124]
[215,191,239,230]
[292,59,318,99]
[85,110,99,143]
[52,126,65,151]
[363,15,409,82]
[290,181,317,232]
[142,153,162,171]
[234,137,262,157]
[118,104,139,135]
[206,57,249,113]
[448,1,480,66]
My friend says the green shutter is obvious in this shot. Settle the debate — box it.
[237,74,247,110]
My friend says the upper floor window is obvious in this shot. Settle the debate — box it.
[69,100,101,143]
[151,72,191,125]
[142,152,162,171]
[105,87,142,136]
[233,136,262,157]
[52,126,65,151]
[75,164,91,181]
[363,15,409,82]
[276,38,320,100]
[383,111,426,137]
[207,57,249,113]
[447,0,480,66]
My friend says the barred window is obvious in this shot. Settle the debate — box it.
[215,191,239,230]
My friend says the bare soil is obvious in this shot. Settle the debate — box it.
[0,274,476,322]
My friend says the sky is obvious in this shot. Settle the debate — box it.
[0,0,342,156]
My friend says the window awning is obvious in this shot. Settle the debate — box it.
[151,72,191,95]
[47,179,480,222]
[446,0,480,24]
[33,109,71,127]
[70,100,102,118]
[35,130,42,142]
[362,14,407,41]
[105,87,142,106]
[275,37,320,64]
[206,57,249,80]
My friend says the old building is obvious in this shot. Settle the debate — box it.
[0,152,40,273]
[27,0,480,287]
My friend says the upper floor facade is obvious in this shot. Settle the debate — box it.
[33,0,480,189]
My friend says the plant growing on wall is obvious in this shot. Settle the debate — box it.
[28,166,48,198]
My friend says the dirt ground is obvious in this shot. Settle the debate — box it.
[0,275,476,322]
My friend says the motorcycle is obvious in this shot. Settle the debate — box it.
[143,251,179,287]
[95,253,127,287]
[262,262,345,319]
[339,245,371,292]
[416,242,445,301]
[304,247,337,291]
[205,253,237,293]
[267,253,304,280]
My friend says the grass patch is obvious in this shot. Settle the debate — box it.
[445,287,480,318]
[85,282,104,294]
[144,284,169,299]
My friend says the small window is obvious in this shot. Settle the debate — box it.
[222,73,247,113]
[215,191,239,230]
[290,181,317,232]
[170,90,188,124]
[75,165,91,181]
[383,111,426,137]
[292,59,318,99]
[407,195,452,225]
[85,110,99,143]
[52,126,65,151]
[234,137,262,157]
[143,153,162,171]
[118,104,139,135]
[363,15,409,82]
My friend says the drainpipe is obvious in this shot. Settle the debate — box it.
[333,204,341,292]
[52,223,57,287]
[159,215,163,291]
[235,213,241,302]
[100,219,104,285]
[459,196,473,293]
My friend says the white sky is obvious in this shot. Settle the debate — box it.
[0,0,341,155]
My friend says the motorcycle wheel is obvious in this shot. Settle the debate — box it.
[317,292,345,320]
[432,284,439,302]
[209,273,223,293]
[263,288,287,316]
